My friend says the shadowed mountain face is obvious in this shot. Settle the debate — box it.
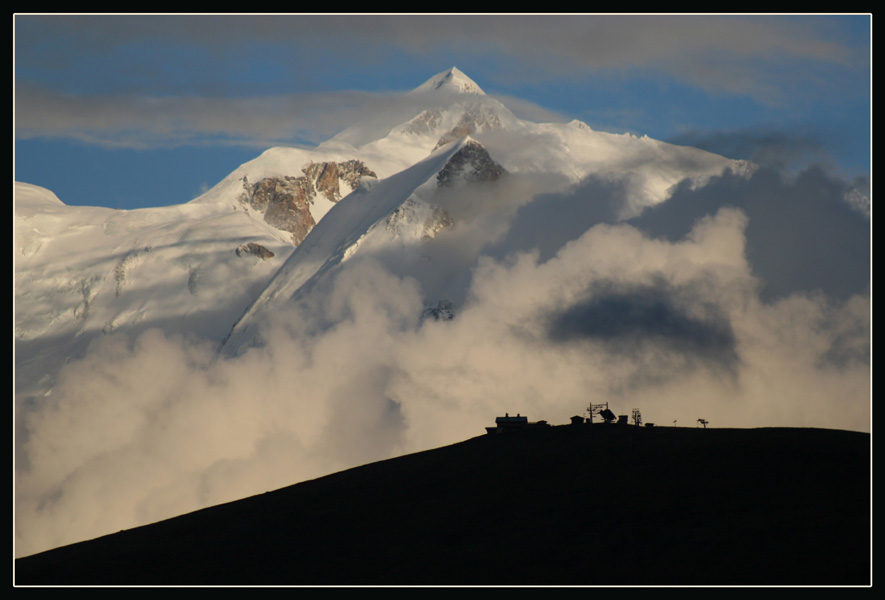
[15,426,870,586]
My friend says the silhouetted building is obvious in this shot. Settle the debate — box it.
[570,415,586,426]
[486,413,529,434]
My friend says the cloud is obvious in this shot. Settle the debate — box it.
[14,81,570,151]
[15,165,870,558]
[546,278,739,370]
[666,125,837,171]
[629,164,871,301]
[13,83,405,149]
[17,15,862,90]
[14,15,868,146]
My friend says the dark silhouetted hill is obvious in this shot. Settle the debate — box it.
[14,425,870,586]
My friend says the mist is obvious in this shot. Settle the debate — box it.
[15,163,870,558]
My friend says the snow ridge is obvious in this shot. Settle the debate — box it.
[220,138,474,353]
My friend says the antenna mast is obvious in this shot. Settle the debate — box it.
[587,402,609,425]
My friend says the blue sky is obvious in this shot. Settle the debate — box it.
[14,14,871,209]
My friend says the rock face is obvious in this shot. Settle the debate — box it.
[336,160,378,197]
[236,242,275,260]
[247,176,316,246]
[437,140,507,188]
[239,160,377,245]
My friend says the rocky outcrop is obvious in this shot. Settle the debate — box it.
[244,176,316,246]
[337,160,378,196]
[236,242,275,260]
[301,159,377,203]
[239,160,377,245]
[437,140,507,188]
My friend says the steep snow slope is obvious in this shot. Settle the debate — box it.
[14,182,294,400]
[220,137,496,353]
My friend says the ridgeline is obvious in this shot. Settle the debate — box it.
[15,425,870,586]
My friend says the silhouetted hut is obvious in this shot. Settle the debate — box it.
[570,415,586,426]
[486,413,529,434]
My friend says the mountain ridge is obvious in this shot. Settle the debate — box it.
[219,135,509,354]
[218,137,479,353]
[14,425,871,585]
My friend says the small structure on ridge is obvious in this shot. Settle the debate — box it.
[599,408,617,424]
[588,402,611,424]
[632,409,642,427]
[485,413,534,434]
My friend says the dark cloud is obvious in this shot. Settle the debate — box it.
[629,165,870,301]
[547,278,739,371]
[665,126,835,171]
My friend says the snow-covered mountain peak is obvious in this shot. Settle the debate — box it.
[409,67,485,96]
[329,68,515,153]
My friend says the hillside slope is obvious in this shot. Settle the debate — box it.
[14,425,870,586]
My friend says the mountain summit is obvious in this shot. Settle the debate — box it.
[15,66,750,398]
[325,67,514,152]
[409,66,486,95]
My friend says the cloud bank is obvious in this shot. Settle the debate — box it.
[13,84,408,149]
[14,15,868,149]
[15,161,870,558]
[16,15,861,94]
